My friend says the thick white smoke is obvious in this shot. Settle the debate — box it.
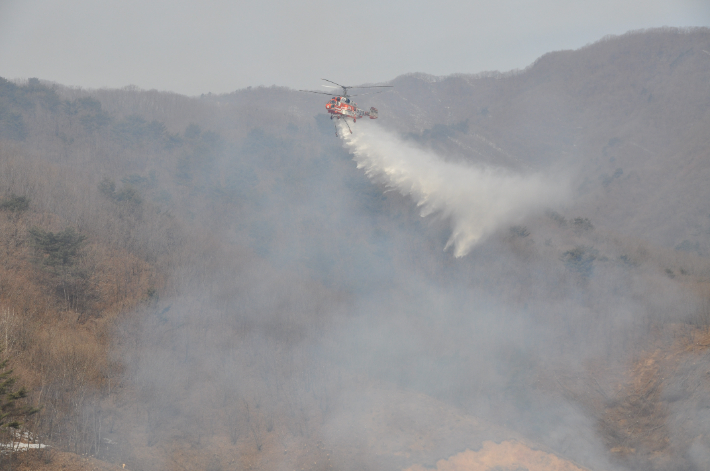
[340,122,567,257]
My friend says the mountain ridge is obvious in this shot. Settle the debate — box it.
[2,26,710,471]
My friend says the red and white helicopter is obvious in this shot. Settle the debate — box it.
[300,79,393,136]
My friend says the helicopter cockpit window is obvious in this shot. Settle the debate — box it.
[344,98,350,103]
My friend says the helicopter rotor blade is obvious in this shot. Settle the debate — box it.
[321,78,349,88]
[303,81,394,98]
[321,79,392,89]
[321,79,350,96]
[298,90,339,96]
[348,90,391,97]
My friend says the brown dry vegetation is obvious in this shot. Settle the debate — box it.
[0,184,162,461]
[2,27,710,471]
[10,449,126,471]
[406,441,587,471]
[544,320,710,471]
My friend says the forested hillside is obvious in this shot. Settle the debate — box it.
[378,27,710,251]
[1,27,710,471]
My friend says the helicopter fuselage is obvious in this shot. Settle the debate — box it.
[325,96,378,122]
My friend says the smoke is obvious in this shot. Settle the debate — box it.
[340,122,567,256]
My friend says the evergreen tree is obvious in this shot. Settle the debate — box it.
[28,227,86,267]
[0,351,39,430]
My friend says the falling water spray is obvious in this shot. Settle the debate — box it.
[340,122,567,257]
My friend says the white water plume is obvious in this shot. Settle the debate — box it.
[340,122,567,257]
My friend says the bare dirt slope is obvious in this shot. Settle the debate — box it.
[406,441,588,471]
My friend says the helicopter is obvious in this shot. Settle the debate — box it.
[300,79,393,136]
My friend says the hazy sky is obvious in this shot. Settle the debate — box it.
[1,0,708,96]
